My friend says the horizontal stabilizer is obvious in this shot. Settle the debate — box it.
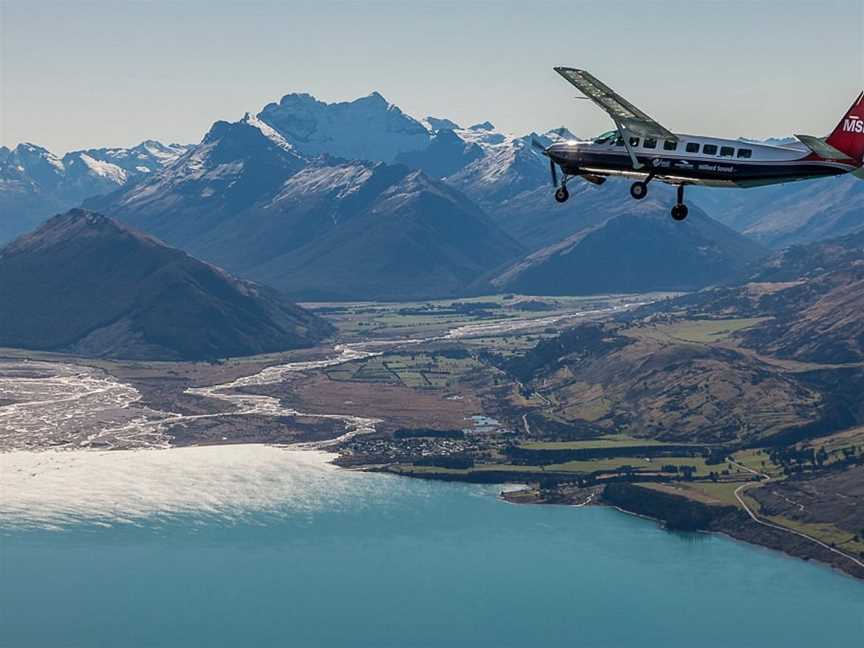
[795,134,854,160]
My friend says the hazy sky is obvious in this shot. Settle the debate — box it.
[2,1,862,153]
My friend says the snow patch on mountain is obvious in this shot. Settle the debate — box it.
[270,163,375,204]
[257,91,431,163]
[15,144,66,173]
[424,116,461,132]
[739,136,803,148]
[77,154,128,184]
[241,112,295,153]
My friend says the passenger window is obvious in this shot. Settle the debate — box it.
[664,140,678,151]
[615,136,625,146]
[643,138,657,149]
[629,137,641,147]
[720,146,734,157]
[737,148,752,159]
[703,144,718,155]
[686,142,700,153]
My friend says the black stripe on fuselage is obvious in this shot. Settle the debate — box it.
[554,151,851,185]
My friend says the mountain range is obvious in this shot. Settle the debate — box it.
[0,140,189,243]
[0,210,332,360]
[689,174,863,248]
[3,89,859,302]
[80,94,767,299]
[84,115,524,300]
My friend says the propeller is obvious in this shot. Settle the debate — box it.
[529,138,559,187]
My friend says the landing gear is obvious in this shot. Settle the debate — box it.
[630,172,656,200]
[554,185,570,203]
[671,184,688,221]
[630,181,648,200]
[671,204,689,221]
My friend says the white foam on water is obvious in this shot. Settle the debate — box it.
[0,445,387,530]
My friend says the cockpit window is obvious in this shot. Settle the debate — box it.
[593,131,617,144]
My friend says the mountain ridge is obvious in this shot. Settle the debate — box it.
[0,209,333,360]
[85,116,525,300]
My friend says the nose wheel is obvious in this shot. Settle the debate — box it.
[554,186,570,203]
[630,181,648,200]
[671,184,688,221]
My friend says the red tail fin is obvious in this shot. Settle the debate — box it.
[826,92,864,161]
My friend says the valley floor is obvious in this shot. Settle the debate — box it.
[2,292,862,579]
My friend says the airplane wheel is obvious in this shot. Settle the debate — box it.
[554,186,570,203]
[630,182,648,200]
[671,204,689,221]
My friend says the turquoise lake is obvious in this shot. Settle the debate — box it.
[1,446,862,647]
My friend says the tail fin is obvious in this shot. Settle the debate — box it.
[825,91,864,161]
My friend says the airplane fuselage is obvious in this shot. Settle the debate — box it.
[546,132,860,189]
[543,67,863,219]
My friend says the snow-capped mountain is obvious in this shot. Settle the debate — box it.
[84,90,772,299]
[403,124,605,250]
[77,140,191,176]
[86,113,523,300]
[257,91,431,163]
[96,116,306,245]
[9,87,854,301]
[0,140,189,244]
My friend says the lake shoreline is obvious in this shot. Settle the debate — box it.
[496,479,864,581]
[4,431,862,582]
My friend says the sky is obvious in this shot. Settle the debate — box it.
[1,0,863,153]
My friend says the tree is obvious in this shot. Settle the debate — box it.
[816,446,829,467]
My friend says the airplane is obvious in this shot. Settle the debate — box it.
[539,68,864,220]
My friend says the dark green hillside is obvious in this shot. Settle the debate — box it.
[0,210,332,360]
[495,204,767,295]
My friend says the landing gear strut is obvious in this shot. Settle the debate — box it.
[671,184,689,221]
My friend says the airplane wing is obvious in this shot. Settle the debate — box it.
[554,67,677,141]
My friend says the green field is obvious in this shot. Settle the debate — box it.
[637,318,769,344]
[308,294,660,341]
[729,448,783,478]
[761,514,864,556]
[392,453,714,479]
[544,455,712,476]
[520,435,692,451]
[325,352,486,389]
[638,481,747,507]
